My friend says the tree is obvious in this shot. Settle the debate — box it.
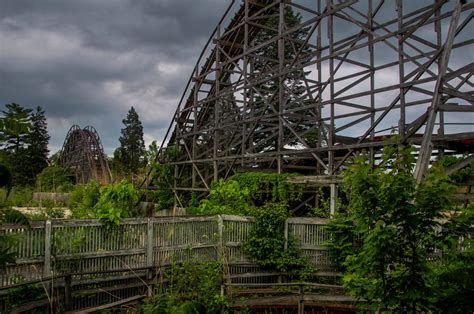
[26,107,50,184]
[0,103,32,153]
[1,103,32,185]
[328,144,473,312]
[116,106,145,175]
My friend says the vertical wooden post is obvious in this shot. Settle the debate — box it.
[64,275,72,311]
[217,215,224,253]
[298,284,304,314]
[330,184,337,218]
[146,219,154,283]
[43,220,52,278]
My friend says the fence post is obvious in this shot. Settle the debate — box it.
[43,220,52,278]
[330,183,338,217]
[146,218,154,283]
[217,215,224,251]
[64,275,72,310]
[284,219,289,250]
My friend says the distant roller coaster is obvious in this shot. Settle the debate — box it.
[59,125,112,184]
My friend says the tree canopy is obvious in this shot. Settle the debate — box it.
[115,106,146,175]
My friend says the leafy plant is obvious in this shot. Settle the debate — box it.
[0,164,30,267]
[189,179,251,215]
[93,180,139,226]
[243,202,311,276]
[328,143,471,312]
[36,165,73,192]
[68,180,101,218]
[142,259,226,313]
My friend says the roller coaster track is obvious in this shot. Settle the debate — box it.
[60,125,112,184]
[146,0,474,202]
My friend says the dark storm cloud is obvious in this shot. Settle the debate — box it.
[1,0,472,154]
[0,0,229,154]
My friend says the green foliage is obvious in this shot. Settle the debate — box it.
[93,180,139,225]
[188,172,304,215]
[436,154,474,182]
[150,145,181,211]
[36,165,73,192]
[68,181,101,218]
[25,106,50,182]
[325,214,357,268]
[1,103,50,186]
[0,186,34,207]
[231,172,303,205]
[328,144,471,312]
[115,106,146,174]
[243,203,311,275]
[0,207,30,267]
[152,162,175,211]
[141,260,226,314]
[189,179,251,215]
[4,282,46,308]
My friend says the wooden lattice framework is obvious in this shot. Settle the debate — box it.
[60,125,112,184]
[152,0,473,203]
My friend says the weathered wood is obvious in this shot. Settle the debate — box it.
[287,175,343,186]
[43,220,51,277]
[66,295,145,313]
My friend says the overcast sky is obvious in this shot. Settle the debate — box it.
[1,0,472,156]
[0,0,229,155]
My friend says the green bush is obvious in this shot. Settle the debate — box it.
[36,165,74,192]
[68,181,101,218]
[93,180,139,225]
[0,186,34,207]
[328,144,472,312]
[243,202,311,275]
[141,259,226,314]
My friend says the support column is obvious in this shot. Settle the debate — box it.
[43,220,52,278]
[277,0,285,174]
[330,183,337,218]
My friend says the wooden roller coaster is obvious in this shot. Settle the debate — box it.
[147,0,473,207]
[59,125,112,184]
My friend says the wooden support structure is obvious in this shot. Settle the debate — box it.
[142,0,473,205]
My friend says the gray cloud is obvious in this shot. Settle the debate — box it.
[1,0,472,155]
[0,0,228,154]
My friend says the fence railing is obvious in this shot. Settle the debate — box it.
[0,215,334,287]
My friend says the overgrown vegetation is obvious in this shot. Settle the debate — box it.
[243,203,312,276]
[36,165,74,192]
[327,144,473,312]
[141,259,226,313]
[187,172,311,277]
[94,179,139,225]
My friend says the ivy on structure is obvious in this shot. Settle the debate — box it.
[151,145,180,211]
[188,172,304,215]
[231,172,303,205]
[243,202,312,276]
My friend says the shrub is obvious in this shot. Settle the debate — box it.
[36,165,74,192]
[93,180,139,225]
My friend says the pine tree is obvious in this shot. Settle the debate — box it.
[26,107,50,184]
[0,103,32,153]
[0,103,32,185]
[117,106,145,174]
